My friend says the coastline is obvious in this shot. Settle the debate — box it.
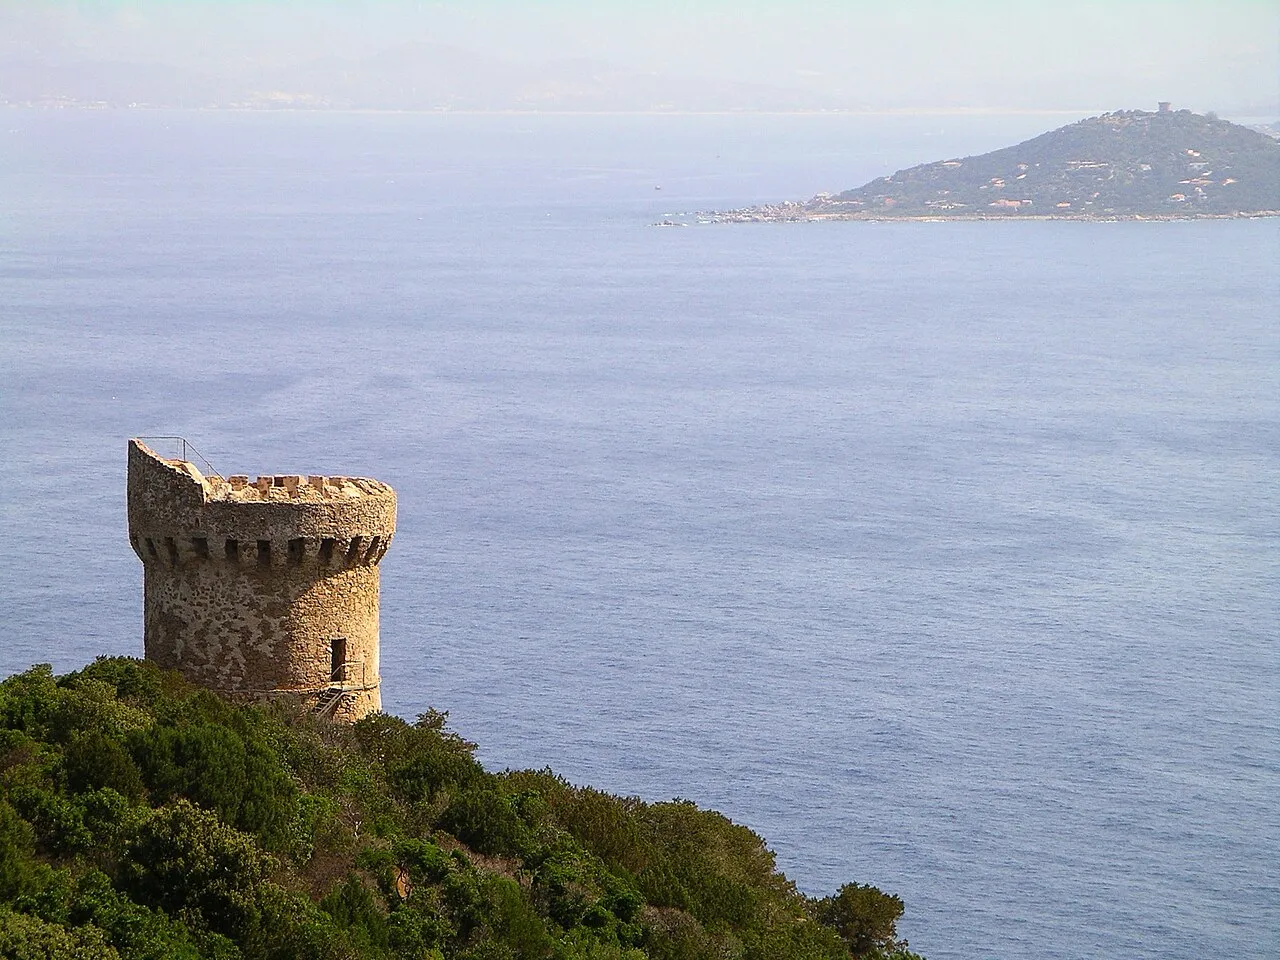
[672,110,1280,227]
[663,209,1280,225]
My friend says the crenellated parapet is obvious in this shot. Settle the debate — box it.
[126,439,396,722]
[128,443,396,559]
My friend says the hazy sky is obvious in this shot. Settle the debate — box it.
[4,0,1278,112]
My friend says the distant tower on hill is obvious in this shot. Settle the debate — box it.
[126,438,396,721]
[1158,101,1172,113]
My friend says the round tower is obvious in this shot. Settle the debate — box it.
[126,439,396,722]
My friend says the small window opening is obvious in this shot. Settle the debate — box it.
[257,540,271,566]
[225,539,239,562]
[288,538,306,564]
[192,537,209,559]
[319,538,336,564]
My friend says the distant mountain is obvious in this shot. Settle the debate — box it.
[0,40,844,112]
[705,109,1280,221]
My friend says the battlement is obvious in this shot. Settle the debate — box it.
[126,439,396,722]
[128,439,396,548]
[219,474,390,503]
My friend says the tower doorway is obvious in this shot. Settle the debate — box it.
[330,637,347,683]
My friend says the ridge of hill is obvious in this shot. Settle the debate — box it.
[0,658,924,960]
[697,109,1280,222]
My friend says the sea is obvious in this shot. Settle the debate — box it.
[1,110,1277,960]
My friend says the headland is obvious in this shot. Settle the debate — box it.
[684,107,1280,224]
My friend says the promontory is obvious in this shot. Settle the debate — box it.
[695,107,1280,222]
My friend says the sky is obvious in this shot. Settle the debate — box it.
[2,0,1278,113]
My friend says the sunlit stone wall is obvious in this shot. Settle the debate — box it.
[126,439,395,722]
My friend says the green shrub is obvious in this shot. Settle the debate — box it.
[639,907,723,960]
[0,801,41,901]
[546,786,648,877]
[0,908,121,960]
[128,722,296,851]
[0,659,926,960]
[68,657,172,710]
[814,883,906,959]
[321,874,390,956]
[355,712,485,805]
[439,788,528,858]
[242,884,340,960]
[386,903,448,957]
[63,732,145,800]
[6,786,93,855]
[393,838,452,885]
[0,666,59,737]
[482,874,554,959]
[120,800,273,939]
[65,870,206,960]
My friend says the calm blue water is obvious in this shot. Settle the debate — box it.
[2,111,1277,960]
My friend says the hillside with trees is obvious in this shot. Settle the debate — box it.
[704,109,1280,221]
[0,658,923,960]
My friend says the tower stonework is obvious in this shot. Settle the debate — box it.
[127,439,396,722]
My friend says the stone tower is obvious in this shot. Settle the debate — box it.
[126,439,396,721]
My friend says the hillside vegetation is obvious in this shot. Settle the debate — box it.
[705,109,1280,221]
[0,659,923,960]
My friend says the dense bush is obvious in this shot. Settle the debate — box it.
[0,658,925,960]
[814,884,909,959]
